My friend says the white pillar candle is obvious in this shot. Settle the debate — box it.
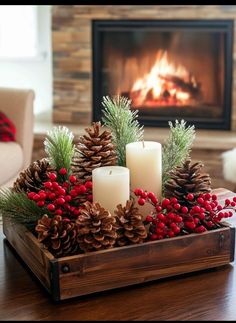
[92,166,130,215]
[126,141,162,200]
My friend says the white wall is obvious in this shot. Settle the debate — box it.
[0,5,52,118]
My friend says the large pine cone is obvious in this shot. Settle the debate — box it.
[77,201,117,252]
[164,159,212,206]
[13,158,52,193]
[71,122,117,182]
[114,199,147,246]
[35,214,79,257]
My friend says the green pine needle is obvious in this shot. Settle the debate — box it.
[44,126,74,177]
[102,95,144,166]
[162,120,195,189]
[0,189,47,227]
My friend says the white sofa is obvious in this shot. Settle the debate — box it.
[0,88,35,188]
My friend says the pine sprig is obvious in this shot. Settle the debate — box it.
[0,189,47,227]
[102,95,144,166]
[44,126,74,177]
[162,120,195,189]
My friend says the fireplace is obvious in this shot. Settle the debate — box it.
[92,20,233,129]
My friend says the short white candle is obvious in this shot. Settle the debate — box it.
[126,141,162,200]
[92,166,130,215]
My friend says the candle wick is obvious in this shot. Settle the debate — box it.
[142,140,145,148]
[109,170,112,175]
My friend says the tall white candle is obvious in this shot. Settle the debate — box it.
[126,141,162,201]
[92,166,130,215]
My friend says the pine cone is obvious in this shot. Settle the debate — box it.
[114,199,147,246]
[164,159,212,205]
[35,214,79,257]
[71,122,117,182]
[77,201,117,252]
[13,158,52,193]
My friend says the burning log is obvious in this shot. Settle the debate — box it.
[158,74,201,99]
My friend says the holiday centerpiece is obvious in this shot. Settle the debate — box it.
[0,95,235,301]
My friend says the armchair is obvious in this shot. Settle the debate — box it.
[0,88,35,188]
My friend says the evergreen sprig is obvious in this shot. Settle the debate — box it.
[102,95,144,166]
[44,126,74,177]
[162,120,195,189]
[0,189,47,227]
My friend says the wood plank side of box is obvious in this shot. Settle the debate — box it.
[2,215,235,301]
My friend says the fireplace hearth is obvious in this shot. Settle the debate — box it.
[92,20,233,129]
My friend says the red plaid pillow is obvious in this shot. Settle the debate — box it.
[0,111,16,142]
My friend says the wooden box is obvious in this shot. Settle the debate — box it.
[3,215,235,302]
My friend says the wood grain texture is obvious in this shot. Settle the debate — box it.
[2,188,235,302]
[2,218,54,293]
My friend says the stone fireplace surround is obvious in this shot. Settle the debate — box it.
[52,5,236,130]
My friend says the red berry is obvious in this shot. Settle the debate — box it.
[170,197,178,204]
[27,192,35,200]
[157,235,164,240]
[37,200,45,207]
[150,234,158,240]
[48,204,55,211]
[49,173,57,181]
[48,193,56,200]
[78,185,87,194]
[193,205,201,213]
[73,208,80,216]
[146,215,153,223]
[218,212,224,219]
[181,206,188,214]
[170,222,177,229]
[231,201,236,207]
[155,227,164,234]
[229,211,233,217]
[162,198,170,207]
[233,197,236,202]
[167,212,175,220]
[85,181,93,189]
[195,225,207,233]
[185,221,196,230]
[87,194,93,201]
[57,197,65,205]
[138,198,145,206]
[175,215,183,223]
[69,189,77,197]
[157,222,165,229]
[63,182,70,189]
[33,194,40,201]
[206,221,214,228]
[167,230,175,238]
[205,193,211,200]
[157,213,165,221]
[44,181,52,189]
[147,192,156,199]
[134,188,143,196]
[194,218,199,225]
[65,195,72,202]
[174,203,181,210]
[197,197,204,204]
[166,205,172,211]
[52,182,59,189]
[186,193,194,201]
[151,196,158,204]
[141,191,147,199]
[217,205,223,211]
[69,175,77,183]
[224,212,229,218]
[58,188,66,196]
[39,192,47,200]
[198,213,205,220]
[212,194,217,201]
[173,226,180,234]
[55,209,63,215]
[156,205,162,212]
[59,168,67,175]
[225,199,231,206]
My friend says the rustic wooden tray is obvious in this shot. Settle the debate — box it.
[2,188,236,302]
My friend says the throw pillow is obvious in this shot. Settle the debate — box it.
[0,111,16,142]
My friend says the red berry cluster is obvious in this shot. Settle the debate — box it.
[27,168,93,218]
[134,188,236,241]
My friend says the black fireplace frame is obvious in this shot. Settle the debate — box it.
[92,19,234,130]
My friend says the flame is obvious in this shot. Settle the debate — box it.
[130,50,198,107]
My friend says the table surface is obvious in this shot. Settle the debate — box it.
[1,191,236,321]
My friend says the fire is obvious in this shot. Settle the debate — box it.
[130,50,200,107]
